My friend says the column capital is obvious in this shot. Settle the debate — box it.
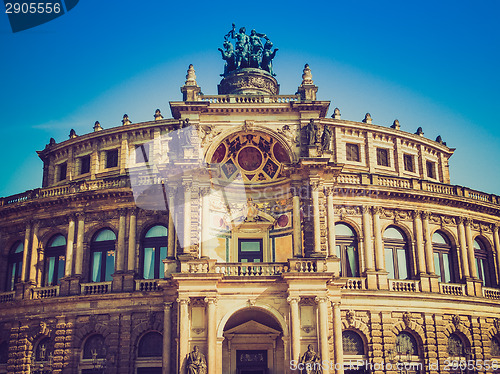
[465,217,473,226]
[314,296,328,304]
[204,296,218,305]
[411,210,422,219]
[493,224,499,233]
[457,216,465,225]
[287,296,300,304]
[361,205,371,214]
[199,186,211,197]
[324,186,335,197]
[117,208,128,216]
[163,301,174,310]
[130,207,139,217]
[176,297,190,305]
[371,206,383,215]
[75,212,86,219]
[330,300,341,308]
[422,211,431,220]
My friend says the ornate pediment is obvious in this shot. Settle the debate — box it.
[224,320,281,337]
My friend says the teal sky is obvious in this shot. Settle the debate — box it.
[1,0,499,197]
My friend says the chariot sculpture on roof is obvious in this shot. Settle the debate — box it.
[219,23,278,77]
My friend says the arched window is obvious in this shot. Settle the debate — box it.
[44,235,66,286]
[433,231,456,283]
[6,241,23,291]
[391,332,422,373]
[136,332,163,374]
[342,331,364,355]
[82,334,106,359]
[396,331,418,356]
[33,337,53,363]
[335,223,359,277]
[491,336,500,357]
[474,238,494,287]
[384,226,410,280]
[142,225,168,280]
[90,229,116,283]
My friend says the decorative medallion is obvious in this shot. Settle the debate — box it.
[238,147,263,171]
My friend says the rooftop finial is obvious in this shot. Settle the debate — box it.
[154,109,163,121]
[391,119,400,130]
[362,113,372,124]
[185,64,197,86]
[122,114,132,126]
[93,121,103,132]
[301,64,314,85]
[69,129,77,139]
[415,127,424,136]
[332,108,341,119]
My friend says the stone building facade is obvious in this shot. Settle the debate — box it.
[0,62,500,374]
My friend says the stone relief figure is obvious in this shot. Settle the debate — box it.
[299,344,321,373]
[321,125,332,151]
[186,346,207,374]
[180,118,192,147]
[218,41,236,76]
[304,119,318,145]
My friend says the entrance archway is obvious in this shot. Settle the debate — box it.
[222,307,285,374]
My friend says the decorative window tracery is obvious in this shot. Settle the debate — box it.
[342,331,364,355]
[210,133,290,183]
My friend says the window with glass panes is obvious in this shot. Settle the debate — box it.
[90,229,116,282]
[6,241,23,291]
[142,225,168,279]
[384,226,410,280]
[404,154,415,172]
[474,238,494,287]
[135,144,150,163]
[58,162,67,181]
[376,148,389,167]
[432,231,456,283]
[79,155,90,175]
[335,223,359,277]
[105,149,119,169]
[426,160,436,179]
[238,239,263,263]
[346,143,360,162]
[44,235,66,286]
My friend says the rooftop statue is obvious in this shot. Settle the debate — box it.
[220,23,278,77]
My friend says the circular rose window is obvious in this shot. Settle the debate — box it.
[237,146,263,171]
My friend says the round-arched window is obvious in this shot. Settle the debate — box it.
[432,231,456,283]
[44,235,66,286]
[83,335,106,359]
[6,241,23,291]
[396,331,418,356]
[138,332,163,357]
[142,225,168,280]
[90,229,116,282]
[384,226,410,280]
[335,223,359,277]
[342,331,364,355]
[474,238,494,287]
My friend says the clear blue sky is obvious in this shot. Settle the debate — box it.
[1,0,499,197]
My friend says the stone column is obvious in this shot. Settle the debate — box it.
[65,215,75,277]
[333,302,344,374]
[116,209,127,272]
[21,221,31,282]
[457,217,470,278]
[75,213,85,276]
[422,212,435,274]
[29,221,40,283]
[167,189,176,258]
[183,180,192,253]
[128,209,137,272]
[287,296,301,363]
[312,181,322,254]
[292,185,302,257]
[494,226,500,285]
[206,297,217,374]
[178,297,190,374]
[163,302,173,374]
[326,188,336,258]
[465,218,478,278]
[372,207,384,271]
[316,296,330,374]
[362,206,374,271]
[200,187,211,258]
[412,211,426,275]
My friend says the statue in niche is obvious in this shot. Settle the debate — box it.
[186,346,207,374]
[180,118,192,147]
[304,119,318,145]
[321,125,332,151]
[299,344,321,373]
[260,40,278,76]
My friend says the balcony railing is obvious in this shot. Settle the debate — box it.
[200,94,299,104]
[389,279,420,292]
[341,277,367,290]
[32,286,59,299]
[439,283,466,296]
[81,281,112,295]
[214,263,288,276]
[483,287,500,300]
[0,291,14,303]
[135,279,160,292]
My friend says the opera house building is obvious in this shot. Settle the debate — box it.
[1,28,500,374]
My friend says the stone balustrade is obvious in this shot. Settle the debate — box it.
[80,281,112,295]
[200,94,299,104]
[32,286,59,299]
[389,279,420,292]
[439,283,466,296]
[0,291,15,303]
[483,287,500,300]
[214,262,288,276]
[135,279,160,292]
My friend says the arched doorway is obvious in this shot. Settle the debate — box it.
[222,307,285,374]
